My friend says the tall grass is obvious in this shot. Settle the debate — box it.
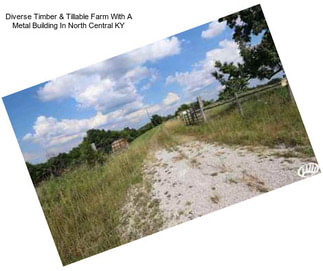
[36,127,165,265]
[36,86,313,265]
[171,87,313,156]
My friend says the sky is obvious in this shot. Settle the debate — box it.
[3,17,268,164]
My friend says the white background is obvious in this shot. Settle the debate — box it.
[0,0,322,270]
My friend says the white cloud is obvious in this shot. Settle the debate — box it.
[125,104,162,123]
[37,37,181,114]
[127,36,181,64]
[23,152,39,162]
[78,37,181,79]
[29,39,240,154]
[166,39,242,98]
[23,112,113,148]
[163,92,180,106]
[201,21,226,39]
[205,39,242,66]
[124,66,150,82]
[38,73,91,101]
[23,101,164,152]
[23,37,183,160]
[166,69,214,94]
[38,72,143,113]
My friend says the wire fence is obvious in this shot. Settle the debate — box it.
[203,82,284,112]
[179,80,291,125]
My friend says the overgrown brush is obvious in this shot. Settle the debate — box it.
[37,128,164,264]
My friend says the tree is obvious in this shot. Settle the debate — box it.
[213,5,283,100]
[120,127,138,142]
[79,139,104,166]
[151,114,163,126]
[175,104,190,116]
[25,121,157,185]
[212,61,250,99]
[219,4,283,80]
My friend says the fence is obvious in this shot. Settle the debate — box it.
[203,81,289,114]
[181,107,203,125]
[203,80,294,117]
[179,79,292,123]
[180,97,207,126]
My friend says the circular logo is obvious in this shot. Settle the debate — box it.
[297,163,320,178]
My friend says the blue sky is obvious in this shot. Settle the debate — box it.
[3,18,267,164]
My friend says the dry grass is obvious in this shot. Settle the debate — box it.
[167,87,314,157]
[35,86,313,265]
[240,172,269,193]
[36,125,178,265]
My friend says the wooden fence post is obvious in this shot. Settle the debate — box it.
[234,92,244,117]
[197,96,207,122]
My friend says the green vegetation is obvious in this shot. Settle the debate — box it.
[36,123,183,265]
[36,127,155,264]
[170,87,313,156]
[36,86,313,265]
[30,6,314,264]
[215,5,283,100]
[27,117,173,186]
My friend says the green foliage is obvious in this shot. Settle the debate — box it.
[26,162,51,186]
[137,122,153,134]
[35,87,313,264]
[214,5,283,99]
[86,127,138,153]
[203,99,214,107]
[27,123,157,185]
[79,139,104,166]
[175,104,190,115]
[212,61,249,99]
[220,4,282,80]
[172,87,312,153]
[36,127,159,264]
[151,114,163,126]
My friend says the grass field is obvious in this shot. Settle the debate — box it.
[37,128,159,264]
[36,86,314,265]
[173,87,313,156]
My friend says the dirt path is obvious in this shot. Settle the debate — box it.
[142,141,315,229]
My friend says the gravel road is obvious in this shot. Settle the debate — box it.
[143,141,316,229]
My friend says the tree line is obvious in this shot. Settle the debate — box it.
[26,114,174,186]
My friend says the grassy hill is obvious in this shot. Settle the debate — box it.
[36,86,314,265]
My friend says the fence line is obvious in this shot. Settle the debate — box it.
[179,81,290,124]
[203,82,283,112]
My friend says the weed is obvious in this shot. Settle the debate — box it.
[210,195,220,204]
[178,210,185,216]
[256,186,269,193]
[227,178,237,184]
[190,158,199,167]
